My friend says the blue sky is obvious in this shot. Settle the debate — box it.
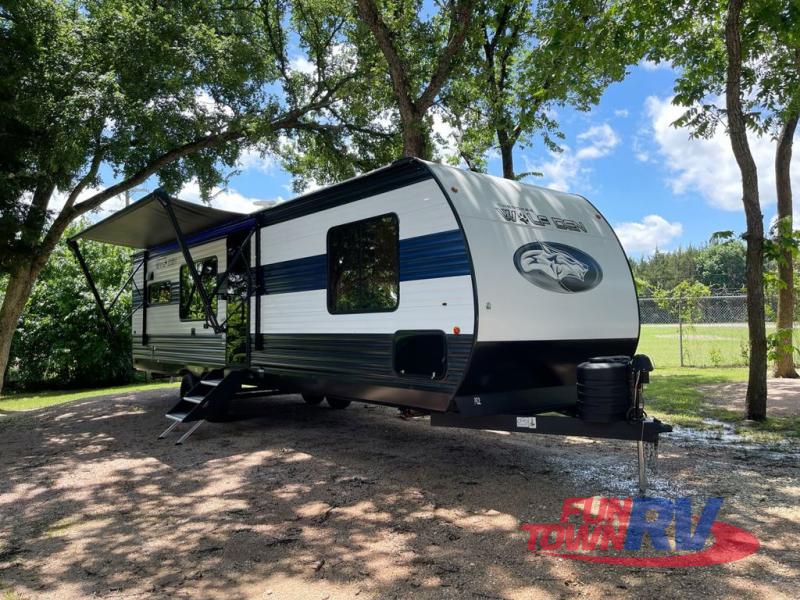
[87,60,799,259]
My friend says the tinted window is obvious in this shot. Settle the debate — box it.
[328,214,399,313]
[148,281,172,305]
[180,257,218,320]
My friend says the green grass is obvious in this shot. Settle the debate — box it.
[638,323,771,368]
[0,380,178,412]
[646,367,800,441]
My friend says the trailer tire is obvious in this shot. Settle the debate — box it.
[302,394,324,405]
[326,396,351,410]
[179,373,198,398]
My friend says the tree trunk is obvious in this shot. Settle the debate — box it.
[725,0,767,420]
[498,128,515,179]
[401,115,431,159]
[773,113,799,378]
[0,260,43,392]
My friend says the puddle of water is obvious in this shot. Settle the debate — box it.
[545,449,687,497]
[668,419,800,460]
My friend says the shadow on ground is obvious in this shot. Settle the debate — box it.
[0,389,798,599]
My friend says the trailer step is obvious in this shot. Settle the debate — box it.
[159,371,244,444]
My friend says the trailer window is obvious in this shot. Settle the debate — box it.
[180,257,218,321]
[328,214,399,313]
[148,281,172,305]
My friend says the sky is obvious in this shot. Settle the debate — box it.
[86,59,800,259]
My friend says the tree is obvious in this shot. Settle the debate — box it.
[444,0,636,179]
[695,237,747,291]
[0,0,376,392]
[653,280,712,324]
[7,221,133,390]
[353,0,475,158]
[630,246,701,292]
[723,0,767,418]
[640,0,768,419]
[753,0,800,377]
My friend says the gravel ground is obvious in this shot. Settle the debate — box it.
[0,389,798,600]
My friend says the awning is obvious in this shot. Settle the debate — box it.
[69,189,246,248]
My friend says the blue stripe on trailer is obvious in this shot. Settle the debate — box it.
[399,229,471,282]
[148,217,257,256]
[259,229,470,295]
[262,254,328,295]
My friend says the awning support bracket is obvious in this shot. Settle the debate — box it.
[68,240,147,336]
[155,191,224,334]
[67,239,115,335]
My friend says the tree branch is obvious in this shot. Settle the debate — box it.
[355,0,416,117]
[417,0,474,111]
[64,145,104,212]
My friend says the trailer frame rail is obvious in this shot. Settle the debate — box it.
[430,412,672,493]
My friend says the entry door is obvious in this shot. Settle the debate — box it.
[225,231,251,365]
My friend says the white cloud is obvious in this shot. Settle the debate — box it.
[525,123,620,192]
[644,95,800,211]
[289,55,315,74]
[575,124,620,160]
[194,89,234,118]
[47,183,154,222]
[639,59,672,71]
[526,151,581,192]
[614,109,629,118]
[236,146,275,173]
[431,109,460,161]
[614,214,683,255]
[178,179,277,213]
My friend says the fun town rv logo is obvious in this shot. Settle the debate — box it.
[513,241,603,293]
[521,497,759,567]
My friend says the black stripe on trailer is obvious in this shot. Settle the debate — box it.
[456,338,638,397]
[249,332,474,412]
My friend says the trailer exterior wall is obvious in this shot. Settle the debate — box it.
[249,177,477,411]
[133,238,228,370]
[427,163,639,344]
[425,162,639,401]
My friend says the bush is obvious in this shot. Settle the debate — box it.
[6,221,134,390]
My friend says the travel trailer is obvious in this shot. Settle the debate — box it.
[71,158,669,490]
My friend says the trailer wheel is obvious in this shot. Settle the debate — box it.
[179,373,198,398]
[302,394,324,405]
[326,396,351,410]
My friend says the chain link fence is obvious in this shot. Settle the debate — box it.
[638,295,779,368]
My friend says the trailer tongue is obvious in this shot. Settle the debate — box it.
[430,414,671,494]
[430,353,669,493]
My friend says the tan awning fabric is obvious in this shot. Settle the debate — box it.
[70,191,245,248]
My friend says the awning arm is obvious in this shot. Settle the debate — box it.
[209,225,255,300]
[210,225,256,330]
[107,259,143,314]
[67,239,115,335]
[155,191,224,334]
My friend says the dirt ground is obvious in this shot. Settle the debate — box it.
[1,389,799,600]
[700,378,800,417]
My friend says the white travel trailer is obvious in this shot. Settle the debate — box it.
[71,158,668,489]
